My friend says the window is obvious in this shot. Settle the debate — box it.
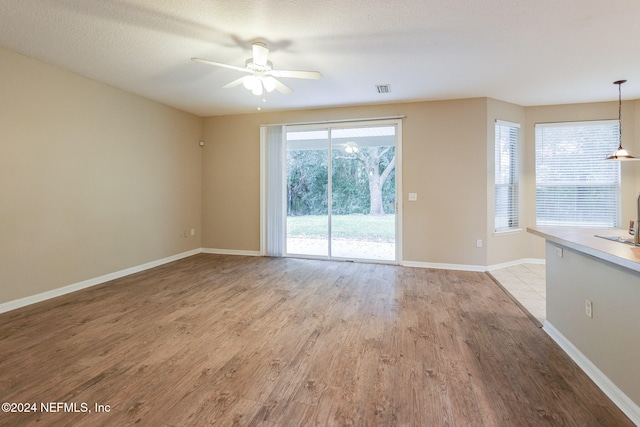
[535,121,620,227]
[494,120,520,232]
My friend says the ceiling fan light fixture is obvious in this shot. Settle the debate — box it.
[251,83,263,96]
[263,76,277,93]
[605,79,640,161]
[242,75,258,91]
[344,142,359,153]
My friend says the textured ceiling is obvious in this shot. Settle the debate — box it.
[1,0,639,116]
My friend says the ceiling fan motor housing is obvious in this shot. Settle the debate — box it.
[246,59,273,73]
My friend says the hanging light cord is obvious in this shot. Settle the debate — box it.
[615,79,626,150]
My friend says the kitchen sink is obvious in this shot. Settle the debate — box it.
[595,235,638,245]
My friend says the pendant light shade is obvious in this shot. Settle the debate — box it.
[605,79,639,160]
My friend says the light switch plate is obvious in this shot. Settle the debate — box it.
[408,193,417,201]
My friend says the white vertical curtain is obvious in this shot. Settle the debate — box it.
[262,125,285,256]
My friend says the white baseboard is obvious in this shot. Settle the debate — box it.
[487,257,545,271]
[543,321,640,425]
[402,258,545,273]
[202,248,262,257]
[401,261,486,272]
[0,248,202,314]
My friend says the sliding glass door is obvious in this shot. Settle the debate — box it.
[285,121,399,262]
[285,129,329,256]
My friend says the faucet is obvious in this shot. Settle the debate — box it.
[636,192,640,245]
[627,192,640,245]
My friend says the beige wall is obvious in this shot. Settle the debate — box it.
[486,98,542,265]
[202,98,640,267]
[526,101,640,231]
[634,99,640,191]
[0,47,203,304]
[202,99,491,266]
[546,241,640,407]
[487,99,640,265]
[202,114,263,251]
[3,43,640,306]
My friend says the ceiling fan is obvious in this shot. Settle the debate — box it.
[192,42,322,96]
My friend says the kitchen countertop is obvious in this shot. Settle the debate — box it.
[528,226,640,274]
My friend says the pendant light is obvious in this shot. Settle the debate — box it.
[605,79,639,160]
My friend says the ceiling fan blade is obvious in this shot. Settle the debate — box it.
[272,78,293,95]
[191,57,250,73]
[268,69,322,80]
[252,42,269,67]
[222,77,246,88]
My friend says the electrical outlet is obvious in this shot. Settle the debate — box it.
[555,247,563,257]
[191,228,195,236]
[585,299,593,318]
[476,239,483,248]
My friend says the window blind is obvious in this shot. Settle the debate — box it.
[494,120,520,232]
[261,125,286,256]
[535,121,620,227]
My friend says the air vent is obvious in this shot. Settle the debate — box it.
[376,84,391,94]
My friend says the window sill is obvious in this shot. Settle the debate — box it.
[493,228,523,236]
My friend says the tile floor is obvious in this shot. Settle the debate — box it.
[490,263,546,324]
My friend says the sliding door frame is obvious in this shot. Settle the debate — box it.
[261,118,403,264]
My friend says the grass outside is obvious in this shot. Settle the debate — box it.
[287,214,395,242]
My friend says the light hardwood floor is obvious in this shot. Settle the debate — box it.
[0,255,632,426]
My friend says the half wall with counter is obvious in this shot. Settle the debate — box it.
[529,226,640,424]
